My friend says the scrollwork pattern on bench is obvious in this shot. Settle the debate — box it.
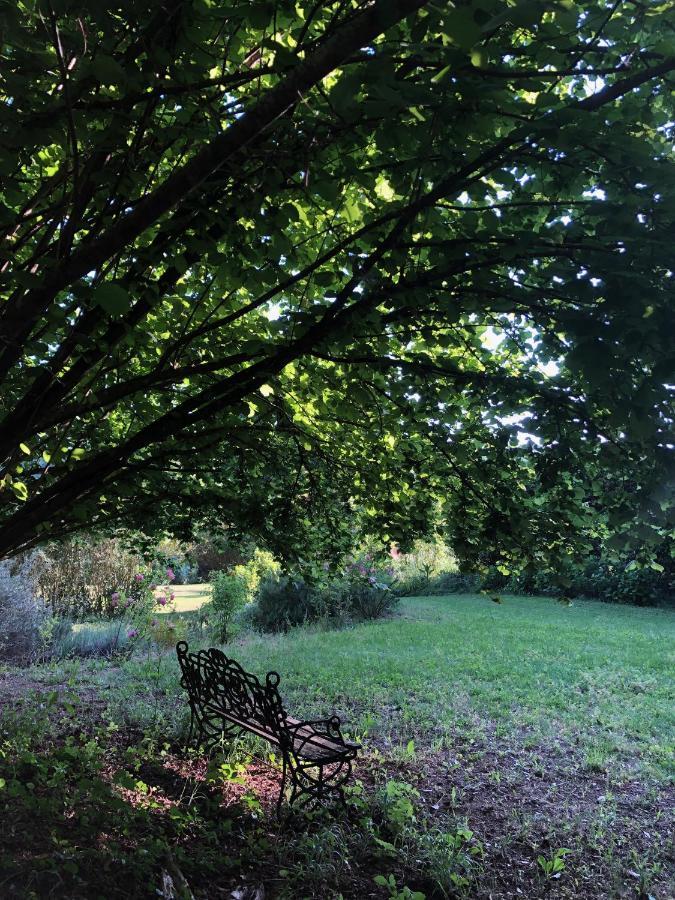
[176,641,358,812]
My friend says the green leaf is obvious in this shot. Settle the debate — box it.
[470,48,487,68]
[11,481,28,501]
[431,65,451,84]
[92,283,131,316]
[443,9,481,50]
[91,54,126,85]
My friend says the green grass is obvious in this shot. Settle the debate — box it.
[215,594,675,780]
[5,592,674,898]
[156,582,211,612]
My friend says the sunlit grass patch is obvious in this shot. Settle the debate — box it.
[154,583,212,612]
[217,594,675,781]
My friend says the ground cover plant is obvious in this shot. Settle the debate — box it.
[1,593,673,898]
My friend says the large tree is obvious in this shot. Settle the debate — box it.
[0,0,673,566]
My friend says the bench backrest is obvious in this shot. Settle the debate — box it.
[176,641,287,737]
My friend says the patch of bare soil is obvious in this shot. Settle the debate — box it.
[0,667,108,719]
[360,737,674,900]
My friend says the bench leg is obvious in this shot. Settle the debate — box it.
[276,754,289,817]
[186,704,196,750]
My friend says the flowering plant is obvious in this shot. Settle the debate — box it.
[108,569,184,650]
[344,552,396,590]
[342,552,398,620]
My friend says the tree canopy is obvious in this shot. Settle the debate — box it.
[0,0,673,568]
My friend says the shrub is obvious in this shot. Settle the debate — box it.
[247,575,354,633]
[29,537,143,619]
[210,570,249,641]
[396,571,481,596]
[248,577,323,633]
[250,547,280,582]
[247,564,398,633]
[349,584,398,619]
[51,621,125,659]
[231,562,260,603]
[434,572,482,594]
[0,559,52,663]
[48,574,185,659]
[445,557,674,607]
[342,554,399,619]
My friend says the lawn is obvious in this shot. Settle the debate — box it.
[160,581,211,612]
[2,593,673,899]
[222,593,675,781]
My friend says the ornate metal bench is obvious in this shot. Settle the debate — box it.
[176,641,358,812]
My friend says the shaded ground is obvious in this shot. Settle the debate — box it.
[1,665,672,899]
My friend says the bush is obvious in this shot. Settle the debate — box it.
[345,580,398,620]
[503,557,673,607]
[51,620,126,659]
[209,570,248,641]
[0,558,52,663]
[29,537,143,619]
[247,577,326,633]
[396,571,481,596]
[247,564,399,634]
[150,539,200,585]
[342,553,399,619]
[250,547,280,582]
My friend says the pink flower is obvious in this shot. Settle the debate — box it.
[126,628,138,639]
[125,598,133,607]
[166,567,175,582]
[111,592,120,601]
[169,592,175,601]
[157,596,167,606]
[135,573,144,582]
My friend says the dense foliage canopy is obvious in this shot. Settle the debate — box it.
[0,0,673,568]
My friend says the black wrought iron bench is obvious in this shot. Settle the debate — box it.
[176,641,359,812]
